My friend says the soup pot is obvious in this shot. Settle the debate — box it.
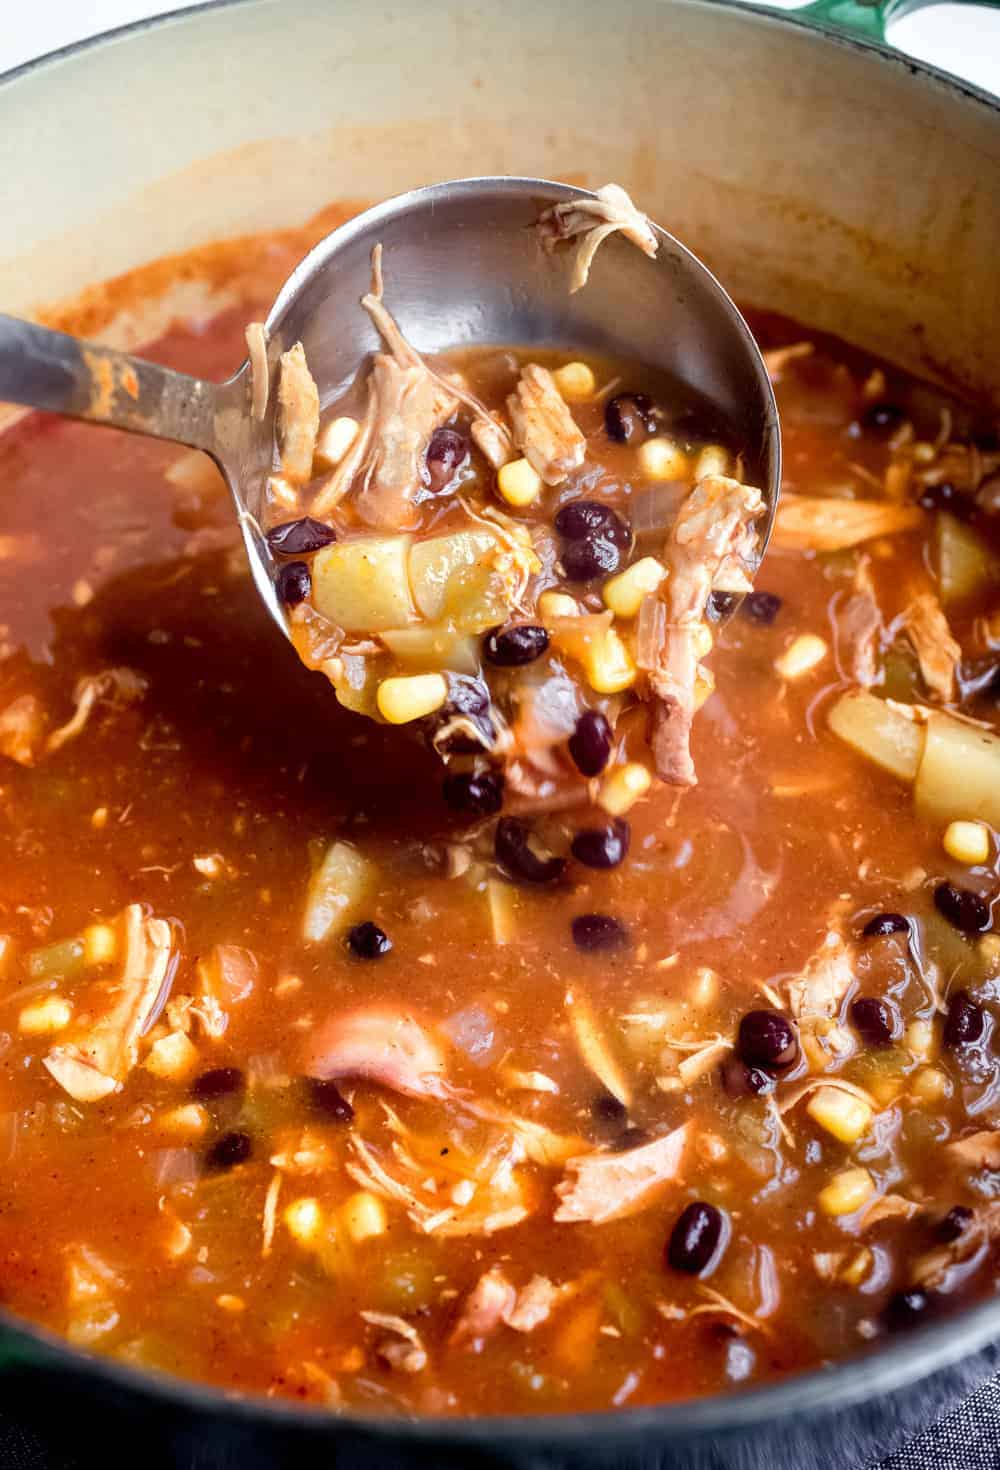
[0,1,999,1465]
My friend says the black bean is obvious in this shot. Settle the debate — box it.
[555,501,632,549]
[568,709,612,777]
[862,402,905,437]
[442,770,504,817]
[667,1201,728,1276]
[590,1092,629,1128]
[737,1010,799,1071]
[740,591,782,625]
[494,818,566,885]
[206,1130,252,1171]
[571,913,628,952]
[604,392,655,444]
[561,535,623,583]
[958,656,1000,704]
[707,591,739,623]
[265,517,337,556]
[425,428,468,493]
[306,1077,355,1124]
[483,624,550,667]
[850,996,898,1048]
[943,990,986,1050]
[720,1055,774,1099]
[934,882,992,935]
[191,1067,245,1101]
[884,1288,931,1332]
[862,912,910,939]
[571,819,630,870]
[275,560,311,606]
[613,1124,652,1151]
[346,921,393,960]
[936,1205,973,1243]
[918,481,972,518]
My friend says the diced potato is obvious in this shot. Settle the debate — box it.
[915,713,1000,829]
[302,840,374,945]
[143,1031,199,1081]
[943,820,991,866]
[818,1167,875,1217]
[312,536,415,632]
[827,690,925,782]
[935,512,998,604]
[538,591,579,620]
[408,531,500,622]
[806,1086,873,1145]
[380,626,478,674]
[284,1197,324,1246]
[376,673,448,724]
[341,1190,388,1243]
[693,444,730,479]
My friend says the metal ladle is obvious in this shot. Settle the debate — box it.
[0,178,780,638]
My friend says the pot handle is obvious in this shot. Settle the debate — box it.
[790,0,1000,50]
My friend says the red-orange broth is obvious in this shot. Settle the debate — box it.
[0,220,998,1418]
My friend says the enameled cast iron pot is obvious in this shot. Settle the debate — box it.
[1,1,1000,1464]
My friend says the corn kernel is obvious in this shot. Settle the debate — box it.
[143,1030,199,1080]
[158,1103,209,1138]
[284,1197,324,1246]
[584,628,636,694]
[314,416,359,470]
[216,1294,245,1314]
[840,1248,873,1286]
[376,673,448,725]
[818,1166,875,1217]
[267,474,298,507]
[602,557,667,619]
[943,820,991,866]
[497,457,542,507]
[806,1086,873,1144]
[905,1018,935,1061]
[341,1190,388,1243]
[0,936,11,976]
[774,633,828,680]
[19,996,72,1035]
[911,1066,950,1104]
[638,436,688,481]
[83,924,117,967]
[693,444,731,479]
[598,762,652,816]
[553,361,596,401]
[538,590,579,621]
[980,934,1000,977]
[91,806,109,830]
[693,666,716,710]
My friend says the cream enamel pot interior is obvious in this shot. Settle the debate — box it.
[1,2,1000,1467]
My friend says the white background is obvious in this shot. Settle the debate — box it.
[3,0,1000,96]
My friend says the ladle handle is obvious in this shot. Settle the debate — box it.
[0,313,227,456]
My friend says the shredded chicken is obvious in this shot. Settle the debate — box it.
[537,183,658,293]
[450,1267,564,1348]
[836,563,883,688]
[0,693,46,766]
[506,364,586,485]
[245,322,269,421]
[900,593,960,703]
[554,1123,689,1225]
[945,1129,1000,1171]
[277,342,319,485]
[44,905,177,1102]
[861,1193,923,1230]
[911,1202,1000,1291]
[46,668,147,755]
[470,412,514,470]
[312,246,509,522]
[773,495,922,552]
[302,1005,453,1101]
[786,934,854,1022]
[761,342,814,381]
[361,1311,428,1374]
[643,475,763,785]
[567,989,632,1107]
